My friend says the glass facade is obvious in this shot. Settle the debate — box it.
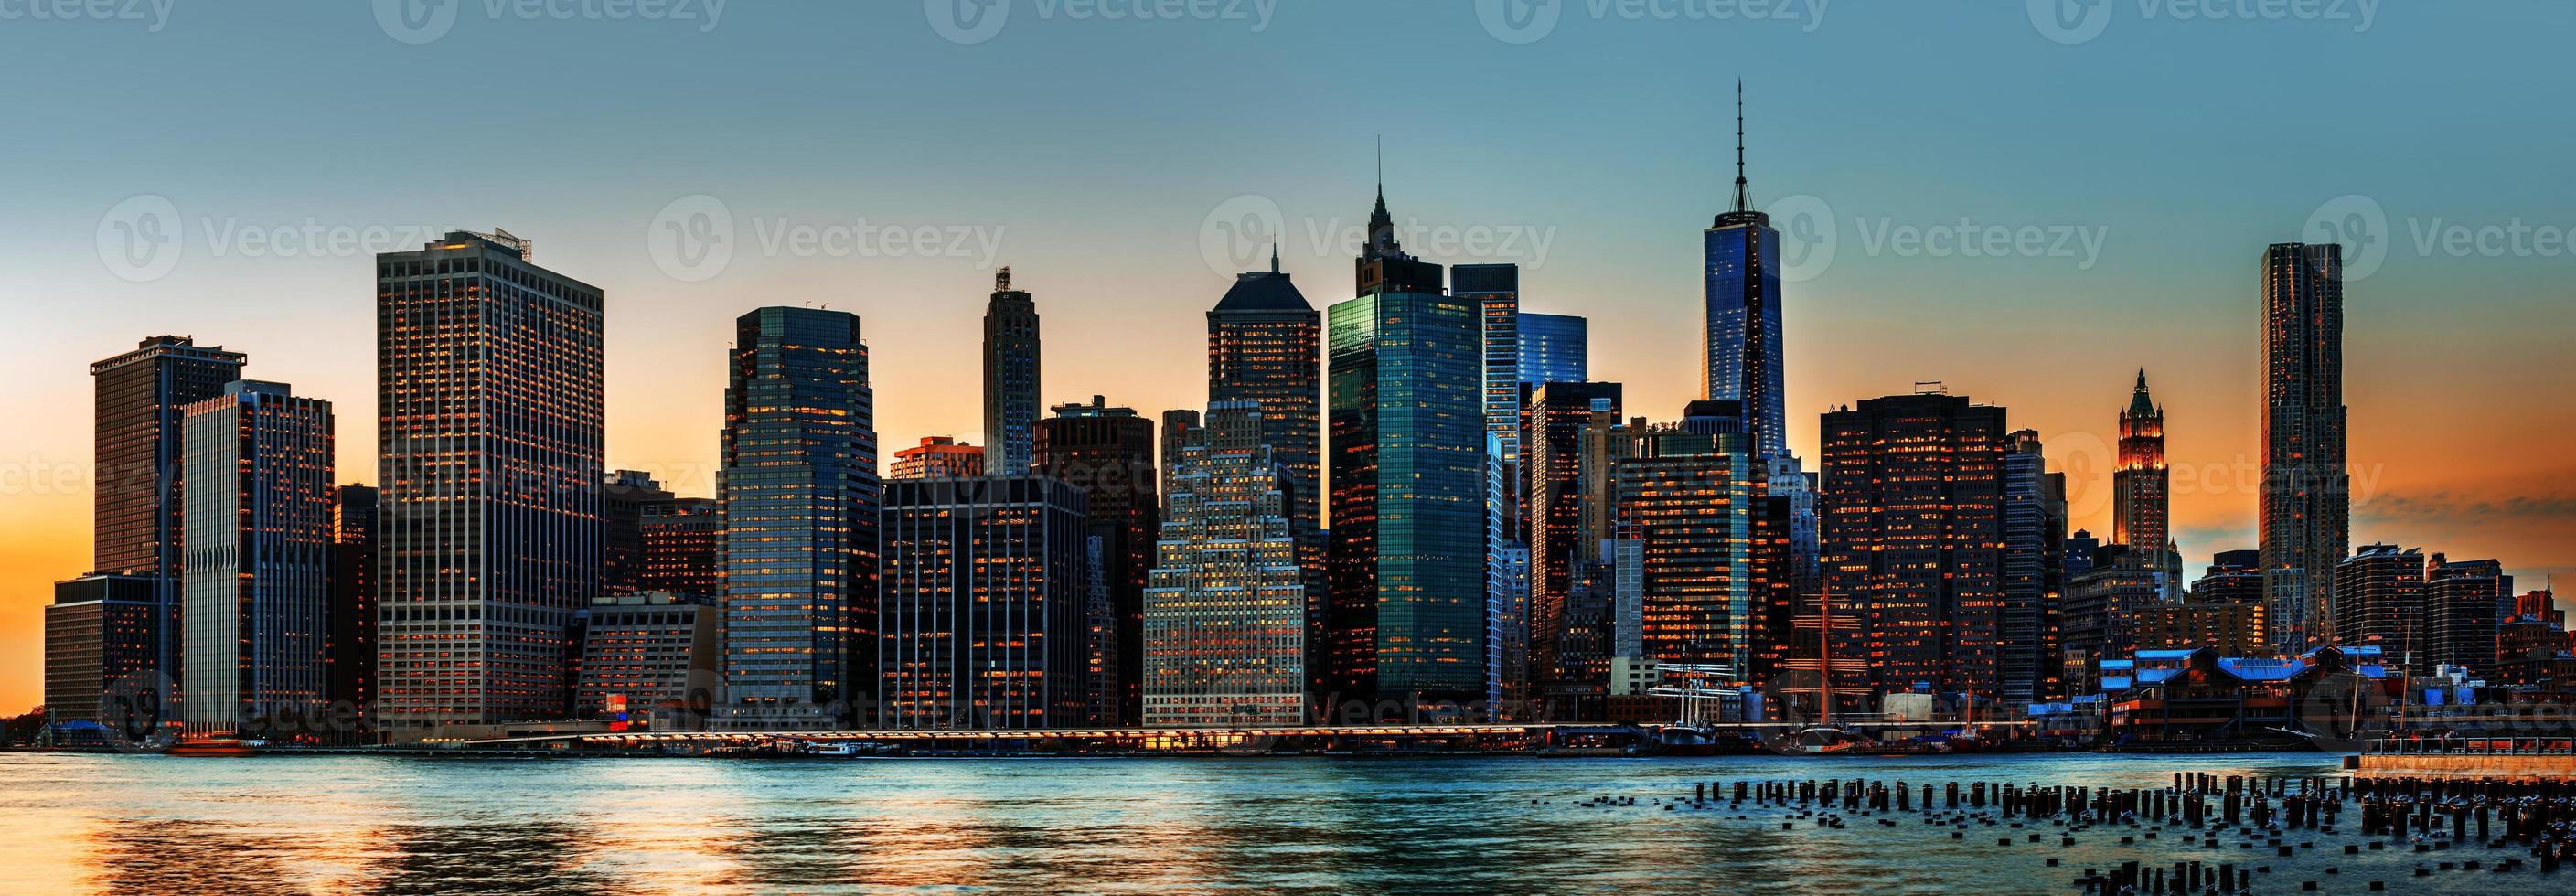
[1327,290,1488,716]
[721,307,878,729]
[879,476,1091,731]
[89,335,247,709]
[1515,312,1587,389]
[376,230,603,735]
[1819,393,2009,706]
[1704,216,1787,459]
[2260,242,2349,654]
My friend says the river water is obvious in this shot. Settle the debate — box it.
[0,751,2549,893]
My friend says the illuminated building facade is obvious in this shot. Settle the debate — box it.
[879,475,1091,731]
[1615,426,1781,677]
[720,307,877,730]
[2424,556,2510,678]
[1327,190,1486,716]
[90,335,247,699]
[637,497,721,598]
[2331,543,2421,664]
[2112,371,2185,601]
[2261,242,2349,653]
[983,268,1041,475]
[44,573,161,731]
[375,230,603,735]
[2001,430,2068,703]
[1819,391,2009,706]
[1523,382,1622,691]
[1704,88,1788,461]
[2135,600,2267,656]
[1208,250,1321,528]
[892,435,986,479]
[602,471,674,596]
[2060,545,2164,691]
[179,380,334,736]
[1033,396,1160,727]
[1142,401,1307,728]
[575,592,718,723]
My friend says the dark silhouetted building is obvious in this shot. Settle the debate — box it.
[637,497,721,598]
[984,268,1042,475]
[2424,555,2510,678]
[326,484,377,723]
[1524,381,1622,689]
[2332,543,2422,666]
[2001,430,2068,703]
[1208,251,1321,528]
[603,471,675,596]
[1034,396,1159,727]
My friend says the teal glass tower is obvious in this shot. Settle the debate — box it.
[1325,176,1488,718]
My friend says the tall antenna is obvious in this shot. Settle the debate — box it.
[1731,80,1752,214]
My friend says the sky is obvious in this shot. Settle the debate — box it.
[2,1,2571,710]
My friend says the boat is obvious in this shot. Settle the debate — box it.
[167,737,261,757]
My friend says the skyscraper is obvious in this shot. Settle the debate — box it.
[720,307,877,730]
[637,496,722,598]
[1820,391,2009,708]
[1615,425,1780,676]
[44,573,161,734]
[983,268,1042,475]
[2425,555,2510,678]
[1142,401,1307,728]
[90,335,247,702]
[2332,543,2423,665]
[376,230,602,736]
[2001,430,2068,704]
[2113,370,2184,601]
[1454,263,1523,464]
[180,380,333,736]
[1523,381,1622,690]
[1033,396,1159,728]
[2261,242,2350,654]
[1516,313,1588,388]
[1207,249,1321,528]
[879,475,1091,730]
[1704,85,1788,459]
[326,484,377,725]
[1158,410,1200,517]
[603,470,675,597]
[1327,182,1487,719]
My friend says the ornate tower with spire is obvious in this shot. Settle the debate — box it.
[1704,81,1788,460]
[1354,138,1444,298]
[2113,369,2183,601]
[983,267,1041,475]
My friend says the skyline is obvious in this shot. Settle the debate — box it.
[6,4,2575,710]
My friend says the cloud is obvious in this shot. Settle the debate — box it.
[2355,491,2576,527]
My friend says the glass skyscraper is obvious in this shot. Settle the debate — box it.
[1515,312,1587,388]
[90,335,246,708]
[2260,242,2349,654]
[376,230,602,736]
[721,307,878,730]
[1208,251,1321,529]
[1820,392,2009,708]
[1327,188,1487,717]
[180,381,333,736]
[880,475,1091,731]
[1703,87,1788,460]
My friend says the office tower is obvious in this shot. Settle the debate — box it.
[326,484,377,722]
[2134,601,2267,656]
[1142,401,1307,728]
[983,268,1041,475]
[2424,556,2510,678]
[2192,549,2267,607]
[2060,545,2162,687]
[1327,192,1486,717]
[880,476,1091,730]
[1516,313,1588,387]
[2112,371,2185,601]
[1552,560,1619,720]
[2513,589,2561,626]
[1704,86,1788,459]
[91,335,248,707]
[720,307,878,729]
[1158,410,1199,517]
[179,381,333,736]
[1033,396,1160,727]
[637,497,722,598]
[1523,382,1623,688]
[1615,424,1780,677]
[44,573,161,732]
[890,436,985,480]
[1819,391,2008,707]
[2064,529,2102,581]
[1454,263,1524,463]
[2001,430,2068,704]
[376,230,603,735]
[602,471,675,596]
[2261,242,2350,654]
[575,592,718,724]
[1207,249,1321,528]
[1577,413,1646,555]
[2332,544,2423,666]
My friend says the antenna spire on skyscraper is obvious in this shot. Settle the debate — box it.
[1732,80,1752,214]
